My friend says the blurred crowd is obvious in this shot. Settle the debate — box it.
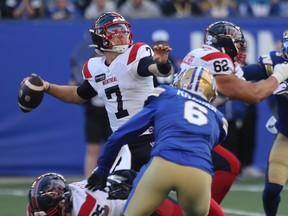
[0,0,288,20]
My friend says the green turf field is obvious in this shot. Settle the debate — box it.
[1,178,287,216]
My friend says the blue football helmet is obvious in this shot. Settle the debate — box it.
[282,30,288,60]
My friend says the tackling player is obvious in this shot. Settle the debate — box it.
[242,30,288,216]
[177,21,288,215]
[21,12,173,173]
[86,66,228,216]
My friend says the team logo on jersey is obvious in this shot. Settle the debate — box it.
[95,74,106,82]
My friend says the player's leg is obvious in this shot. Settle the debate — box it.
[208,198,226,216]
[123,157,174,216]
[176,166,211,216]
[211,145,240,204]
[154,197,183,216]
[84,103,102,178]
[263,133,288,216]
[128,134,154,171]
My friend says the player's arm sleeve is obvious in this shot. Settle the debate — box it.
[242,63,268,81]
[217,113,228,144]
[96,100,156,175]
[77,80,98,100]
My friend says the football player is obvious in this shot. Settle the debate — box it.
[86,66,228,216]
[176,21,288,215]
[21,12,173,173]
[26,169,182,216]
[242,30,288,216]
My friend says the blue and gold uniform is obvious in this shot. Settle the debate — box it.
[242,31,288,216]
[92,67,228,216]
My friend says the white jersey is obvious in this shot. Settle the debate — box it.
[70,180,125,216]
[26,180,125,216]
[82,42,154,132]
[179,44,245,107]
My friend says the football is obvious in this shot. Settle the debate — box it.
[18,76,45,112]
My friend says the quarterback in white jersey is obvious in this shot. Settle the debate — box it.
[21,12,173,172]
[83,42,155,132]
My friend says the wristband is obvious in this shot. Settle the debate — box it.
[272,73,284,84]
[45,82,51,92]
[156,60,172,74]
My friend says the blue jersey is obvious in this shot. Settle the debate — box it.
[97,85,227,176]
[242,50,288,136]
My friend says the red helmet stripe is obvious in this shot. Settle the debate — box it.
[83,62,92,79]
[78,192,97,215]
[31,176,43,211]
[127,42,145,65]
[201,52,232,62]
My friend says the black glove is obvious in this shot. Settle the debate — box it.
[85,172,107,192]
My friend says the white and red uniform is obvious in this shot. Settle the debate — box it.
[179,44,244,107]
[82,42,154,132]
[27,180,182,216]
[27,180,125,216]
[80,42,156,171]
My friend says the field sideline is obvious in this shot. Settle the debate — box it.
[1,178,287,216]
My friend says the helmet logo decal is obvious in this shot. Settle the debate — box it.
[206,35,213,46]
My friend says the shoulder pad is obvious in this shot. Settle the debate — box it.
[149,87,166,97]
[127,43,152,65]
[82,61,92,79]
[259,54,273,76]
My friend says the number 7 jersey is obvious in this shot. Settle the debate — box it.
[82,42,154,132]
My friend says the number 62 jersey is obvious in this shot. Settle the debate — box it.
[82,42,154,132]
[178,44,245,107]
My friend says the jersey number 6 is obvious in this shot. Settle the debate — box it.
[184,101,208,126]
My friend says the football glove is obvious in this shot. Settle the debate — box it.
[273,81,288,95]
[86,172,107,192]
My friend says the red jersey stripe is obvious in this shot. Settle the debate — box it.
[127,42,145,65]
[201,52,232,62]
[83,62,92,78]
[78,193,97,216]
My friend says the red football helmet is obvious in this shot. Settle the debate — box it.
[28,173,71,216]
[89,12,133,54]
[204,21,246,64]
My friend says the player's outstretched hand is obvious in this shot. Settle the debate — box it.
[153,44,172,65]
[86,171,107,192]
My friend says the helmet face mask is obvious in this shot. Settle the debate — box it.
[90,12,133,54]
[175,66,217,102]
[282,31,288,60]
[204,21,246,63]
[29,173,71,216]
